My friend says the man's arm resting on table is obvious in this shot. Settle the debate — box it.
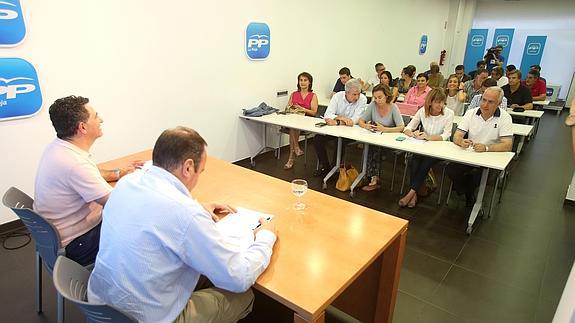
[473,137,513,152]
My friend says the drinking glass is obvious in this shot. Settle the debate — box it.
[291,179,308,210]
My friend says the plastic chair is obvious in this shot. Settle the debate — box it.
[2,187,66,323]
[53,256,137,323]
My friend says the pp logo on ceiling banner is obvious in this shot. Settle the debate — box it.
[0,0,26,46]
[246,22,270,60]
[0,58,42,121]
[519,35,547,77]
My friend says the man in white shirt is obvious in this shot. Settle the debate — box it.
[88,127,277,323]
[313,79,367,176]
[363,62,386,91]
[468,78,507,110]
[447,87,513,206]
[34,96,140,266]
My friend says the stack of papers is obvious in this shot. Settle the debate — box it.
[216,207,273,249]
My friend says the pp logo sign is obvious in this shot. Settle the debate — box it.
[0,58,42,121]
[495,35,509,47]
[471,35,484,47]
[546,87,553,97]
[246,22,270,60]
[527,43,541,55]
[0,0,26,46]
[419,35,428,55]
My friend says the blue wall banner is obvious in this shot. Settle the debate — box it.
[245,22,270,60]
[463,29,488,73]
[492,28,514,67]
[520,36,547,77]
[0,58,42,121]
[0,0,26,46]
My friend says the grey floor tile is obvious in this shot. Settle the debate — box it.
[392,291,426,323]
[399,247,452,302]
[432,266,538,323]
[455,237,547,296]
[406,220,469,262]
[418,304,468,323]
[534,297,559,323]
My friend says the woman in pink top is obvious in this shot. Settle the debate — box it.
[405,73,432,107]
[284,72,318,169]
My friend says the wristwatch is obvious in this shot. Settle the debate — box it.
[485,145,489,152]
[113,168,121,179]
[336,119,342,125]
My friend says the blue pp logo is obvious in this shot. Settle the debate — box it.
[471,35,484,47]
[246,22,270,60]
[419,35,428,55]
[496,35,509,47]
[546,87,553,97]
[0,0,26,46]
[527,43,541,55]
[0,58,42,121]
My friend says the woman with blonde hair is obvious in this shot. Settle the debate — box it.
[399,88,454,207]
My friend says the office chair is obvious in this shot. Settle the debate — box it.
[53,256,137,323]
[2,187,66,323]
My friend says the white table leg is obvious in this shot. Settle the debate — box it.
[323,138,342,189]
[467,168,489,234]
[250,123,277,166]
[515,135,525,159]
[350,143,369,197]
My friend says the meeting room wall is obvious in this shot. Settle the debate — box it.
[0,0,471,225]
[473,0,575,100]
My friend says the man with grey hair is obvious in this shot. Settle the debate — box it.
[447,86,513,206]
[313,78,367,176]
[88,127,277,323]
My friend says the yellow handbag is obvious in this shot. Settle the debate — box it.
[336,164,359,192]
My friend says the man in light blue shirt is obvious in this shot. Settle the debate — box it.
[313,79,367,176]
[88,127,277,323]
[468,78,507,111]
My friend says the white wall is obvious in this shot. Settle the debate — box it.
[0,0,470,224]
[473,0,575,100]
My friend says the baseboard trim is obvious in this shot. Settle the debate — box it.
[0,219,25,235]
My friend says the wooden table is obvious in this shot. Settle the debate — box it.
[101,150,409,323]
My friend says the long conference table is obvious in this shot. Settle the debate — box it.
[99,151,408,323]
[241,113,515,234]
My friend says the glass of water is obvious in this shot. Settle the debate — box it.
[291,179,308,210]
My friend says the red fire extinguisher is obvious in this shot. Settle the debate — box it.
[439,50,447,66]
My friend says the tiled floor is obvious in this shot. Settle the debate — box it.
[0,110,573,323]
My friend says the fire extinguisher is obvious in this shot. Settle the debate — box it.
[439,50,447,66]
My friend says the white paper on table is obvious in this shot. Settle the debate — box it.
[215,207,273,249]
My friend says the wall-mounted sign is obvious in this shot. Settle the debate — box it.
[0,58,42,121]
[0,0,26,46]
[492,29,514,67]
[463,29,488,73]
[419,35,428,55]
[246,22,270,60]
[520,35,547,76]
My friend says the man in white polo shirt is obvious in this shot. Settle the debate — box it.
[34,95,140,266]
[313,78,367,176]
[447,87,513,206]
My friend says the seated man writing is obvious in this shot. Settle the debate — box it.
[88,127,277,323]
[447,87,513,206]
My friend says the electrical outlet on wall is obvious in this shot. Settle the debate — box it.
[276,90,288,97]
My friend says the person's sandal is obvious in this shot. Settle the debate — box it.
[407,195,417,208]
[283,158,295,170]
[294,148,304,157]
[362,177,380,191]
[565,114,575,127]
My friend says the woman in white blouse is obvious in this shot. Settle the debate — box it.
[399,88,454,208]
